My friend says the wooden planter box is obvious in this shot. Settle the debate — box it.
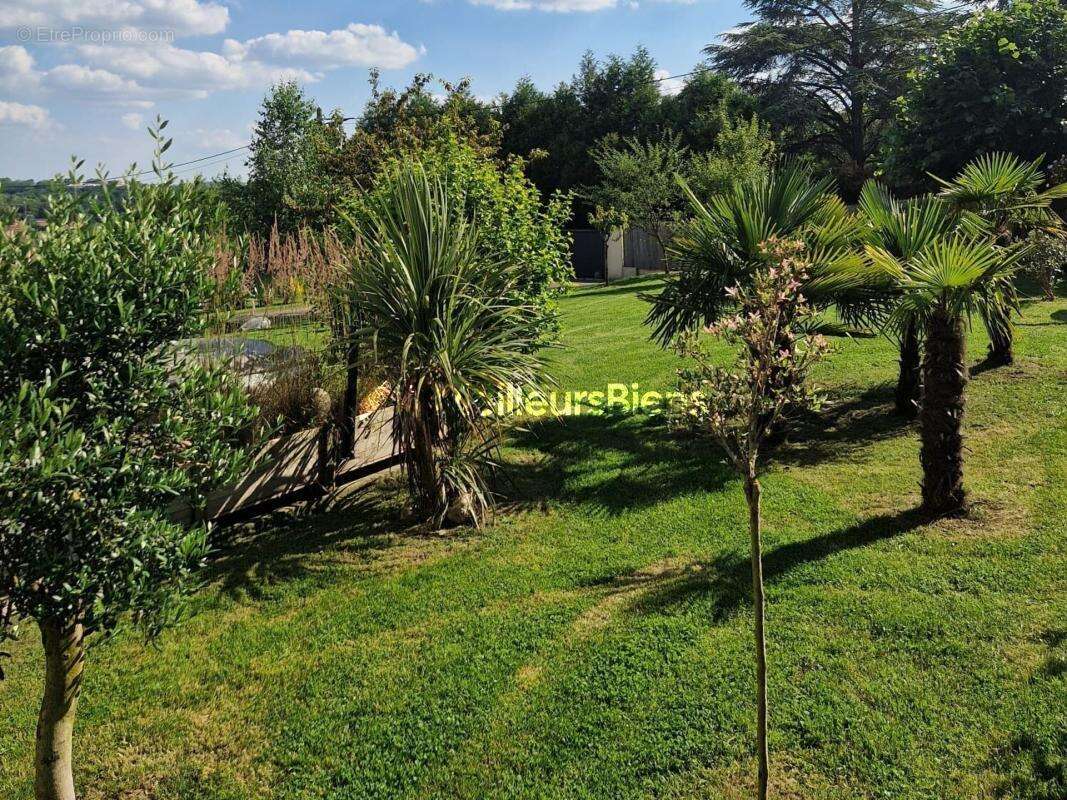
[171,405,398,524]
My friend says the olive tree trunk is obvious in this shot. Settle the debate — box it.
[35,619,84,800]
[920,309,968,515]
[744,473,769,800]
[895,320,921,418]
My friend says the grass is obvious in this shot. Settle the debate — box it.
[1,277,1065,799]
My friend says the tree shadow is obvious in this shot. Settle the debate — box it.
[615,507,929,621]
[1049,309,1067,324]
[201,477,425,601]
[504,411,733,515]
[767,383,913,468]
[505,383,915,516]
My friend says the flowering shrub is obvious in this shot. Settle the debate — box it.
[672,238,830,467]
[670,237,829,800]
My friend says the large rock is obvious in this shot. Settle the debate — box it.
[240,315,272,332]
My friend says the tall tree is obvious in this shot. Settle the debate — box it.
[660,67,757,152]
[884,0,1067,192]
[500,48,664,207]
[709,0,959,198]
[223,81,330,234]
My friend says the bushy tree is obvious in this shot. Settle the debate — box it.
[710,0,959,198]
[884,0,1067,192]
[0,124,256,800]
[687,112,776,200]
[586,118,775,272]
[673,239,830,800]
[659,67,757,151]
[1019,229,1067,300]
[499,48,666,205]
[221,81,334,234]
[586,132,690,270]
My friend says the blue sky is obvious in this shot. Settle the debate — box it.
[0,1,749,180]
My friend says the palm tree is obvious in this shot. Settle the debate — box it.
[339,165,547,526]
[645,162,874,345]
[824,235,1021,513]
[856,182,958,417]
[934,153,1067,365]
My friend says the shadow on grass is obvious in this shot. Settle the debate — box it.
[611,507,929,621]
[774,383,913,468]
[506,384,914,515]
[201,478,421,601]
[504,411,732,515]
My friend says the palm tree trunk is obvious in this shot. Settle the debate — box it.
[920,309,968,514]
[35,619,84,800]
[744,473,769,800]
[895,320,921,418]
[983,302,1014,366]
[408,389,445,521]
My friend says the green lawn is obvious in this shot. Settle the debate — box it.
[1,277,1065,799]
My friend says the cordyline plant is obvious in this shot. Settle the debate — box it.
[336,163,549,527]
[0,120,257,800]
[673,238,829,800]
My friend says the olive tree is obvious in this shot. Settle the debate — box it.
[0,123,256,800]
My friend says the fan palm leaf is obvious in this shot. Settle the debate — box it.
[644,161,870,345]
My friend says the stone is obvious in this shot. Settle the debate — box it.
[239,315,272,332]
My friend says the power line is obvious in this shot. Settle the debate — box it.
[78,4,980,185]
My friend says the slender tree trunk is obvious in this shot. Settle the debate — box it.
[895,320,921,418]
[920,309,968,514]
[744,473,769,800]
[337,336,361,462]
[35,619,84,800]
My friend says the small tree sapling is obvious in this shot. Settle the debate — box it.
[673,238,829,800]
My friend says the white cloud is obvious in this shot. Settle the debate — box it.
[191,127,245,150]
[75,42,315,94]
[44,63,145,95]
[654,68,685,96]
[61,23,421,101]
[0,0,229,36]
[0,45,39,91]
[0,100,51,128]
[0,18,422,118]
[121,112,143,130]
[230,24,422,70]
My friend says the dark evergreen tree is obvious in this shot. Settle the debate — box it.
[708,0,959,198]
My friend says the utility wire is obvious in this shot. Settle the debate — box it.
[76,3,979,185]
